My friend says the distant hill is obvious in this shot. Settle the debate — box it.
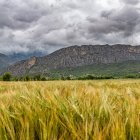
[5,44,140,77]
[0,51,46,72]
[0,53,9,70]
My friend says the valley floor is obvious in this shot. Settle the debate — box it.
[0,80,140,140]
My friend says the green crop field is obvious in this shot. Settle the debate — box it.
[0,80,140,140]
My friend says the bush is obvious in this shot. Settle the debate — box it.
[60,75,65,80]
[2,72,12,81]
[13,77,19,81]
[24,76,30,81]
[33,75,41,81]
[41,77,46,81]
[77,74,114,80]
[124,75,138,79]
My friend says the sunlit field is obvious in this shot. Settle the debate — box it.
[0,80,140,140]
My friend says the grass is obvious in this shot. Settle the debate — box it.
[0,80,140,140]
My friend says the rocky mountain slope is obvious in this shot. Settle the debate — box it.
[0,51,45,72]
[6,44,140,76]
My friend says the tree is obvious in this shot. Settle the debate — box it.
[34,75,41,81]
[41,77,46,81]
[24,76,30,81]
[2,72,12,81]
[60,74,65,80]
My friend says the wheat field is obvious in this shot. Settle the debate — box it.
[0,80,140,140]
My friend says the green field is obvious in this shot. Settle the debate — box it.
[0,80,140,140]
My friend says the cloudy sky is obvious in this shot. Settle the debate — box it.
[0,0,140,54]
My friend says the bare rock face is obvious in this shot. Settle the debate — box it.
[27,57,37,69]
[7,57,37,76]
[6,44,140,76]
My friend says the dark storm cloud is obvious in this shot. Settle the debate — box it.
[0,0,140,54]
[0,0,48,29]
[88,7,140,37]
[122,0,139,5]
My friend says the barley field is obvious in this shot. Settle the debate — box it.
[0,80,140,140]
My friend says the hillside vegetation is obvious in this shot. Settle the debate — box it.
[0,80,140,139]
[2,60,140,81]
[49,61,140,79]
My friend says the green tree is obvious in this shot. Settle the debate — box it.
[34,75,41,81]
[2,72,12,81]
[60,74,65,80]
[24,76,30,81]
[41,77,46,81]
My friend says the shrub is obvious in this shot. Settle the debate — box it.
[2,72,12,81]
[124,75,137,79]
[41,77,46,81]
[24,76,30,81]
[77,74,114,80]
[60,75,65,80]
[33,75,41,81]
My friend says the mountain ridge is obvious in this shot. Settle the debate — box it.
[5,44,140,76]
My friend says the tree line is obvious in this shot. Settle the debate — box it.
[1,72,140,81]
[1,73,47,81]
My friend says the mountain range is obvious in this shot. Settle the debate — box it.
[3,44,140,78]
[0,51,46,71]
